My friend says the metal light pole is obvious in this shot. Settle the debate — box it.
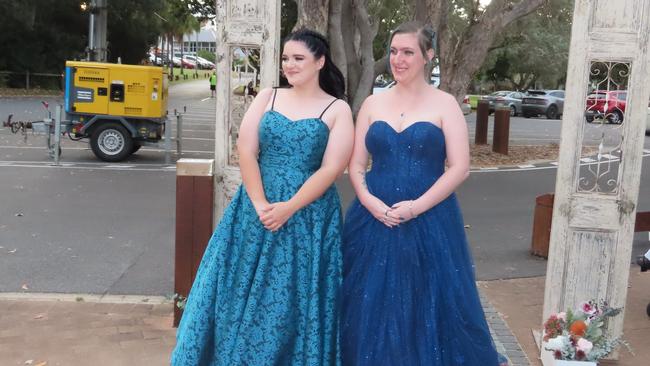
[83,0,108,62]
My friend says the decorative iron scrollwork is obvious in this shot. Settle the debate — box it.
[577,60,631,194]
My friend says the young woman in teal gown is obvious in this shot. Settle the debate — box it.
[340,21,508,366]
[171,29,353,366]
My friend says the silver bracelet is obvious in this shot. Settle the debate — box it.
[408,200,418,219]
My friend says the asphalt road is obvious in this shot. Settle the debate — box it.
[1,80,649,296]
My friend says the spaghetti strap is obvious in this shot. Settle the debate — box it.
[271,88,279,111]
[318,98,339,119]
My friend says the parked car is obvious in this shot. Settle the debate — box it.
[585,90,627,124]
[461,96,472,115]
[521,90,565,119]
[183,54,215,69]
[180,58,196,69]
[372,79,395,94]
[147,52,164,66]
[483,90,525,116]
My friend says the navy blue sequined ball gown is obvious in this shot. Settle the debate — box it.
[171,97,342,365]
[341,121,502,365]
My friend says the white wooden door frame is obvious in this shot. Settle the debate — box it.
[543,0,650,355]
[213,0,281,219]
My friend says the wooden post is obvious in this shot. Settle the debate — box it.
[475,100,489,145]
[492,107,510,155]
[174,158,214,327]
[531,193,554,258]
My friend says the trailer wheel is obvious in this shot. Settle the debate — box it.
[90,122,133,162]
[132,142,142,154]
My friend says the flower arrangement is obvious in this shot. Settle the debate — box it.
[543,300,629,362]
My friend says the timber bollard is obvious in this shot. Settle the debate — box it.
[492,107,510,155]
[531,193,554,258]
[475,100,489,145]
[531,193,650,259]
[174,159,215,327]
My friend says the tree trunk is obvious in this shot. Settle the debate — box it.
[328,0,347,81]
[350,0,378,114]
[415,0,546,102]
[293,0,330,34]
[341,0,360,100]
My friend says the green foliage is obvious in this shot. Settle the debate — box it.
[281,0,297,39]
[0,0,86,81]
[106,0,166,64]
[197,49,215,63]
[368,0,412,59]
[477,0,573,90]
[0,0,173,86]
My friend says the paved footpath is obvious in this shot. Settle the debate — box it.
[6,272,648,366]
[0,294,175,365]
[0,291,530,366]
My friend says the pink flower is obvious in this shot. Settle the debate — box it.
[579,301,597,315]
[577,338,593,354]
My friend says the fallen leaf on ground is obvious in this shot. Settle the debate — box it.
[35,362,47,366]
[24,360,33,365]
[33,314,46,320]
[8,249,17,253]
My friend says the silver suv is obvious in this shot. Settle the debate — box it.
[522,90,565,119]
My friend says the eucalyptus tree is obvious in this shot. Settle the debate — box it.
[185,0,550,111]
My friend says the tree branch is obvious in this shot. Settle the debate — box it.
[350,0,378,114]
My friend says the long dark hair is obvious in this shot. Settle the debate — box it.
[283,28,346,100]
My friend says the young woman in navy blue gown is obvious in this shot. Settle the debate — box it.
[341,22,508,366]
[171,29,354,366]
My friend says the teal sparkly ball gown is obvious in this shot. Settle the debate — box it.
[171,92,342,366]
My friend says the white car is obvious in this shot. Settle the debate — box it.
[182,54,215,69]
[372,80,395,94]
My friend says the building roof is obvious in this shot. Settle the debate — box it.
[183,26,217,43]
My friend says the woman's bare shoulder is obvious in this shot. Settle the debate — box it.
[256,87,275,100]
[431,87,458,103]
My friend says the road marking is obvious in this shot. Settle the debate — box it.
[0,145,213,154]
[182,137,214,141]
[0,162,177,172]
[200,97,212,101]
[104,165,134,168]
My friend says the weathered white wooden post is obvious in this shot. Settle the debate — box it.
[543,0,650,360]
[213,0,281,218]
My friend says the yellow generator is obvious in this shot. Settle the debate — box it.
[64,61,169,161]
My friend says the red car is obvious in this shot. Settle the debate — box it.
[585,90,627,124]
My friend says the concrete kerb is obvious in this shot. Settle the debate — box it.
[0,292,171,305]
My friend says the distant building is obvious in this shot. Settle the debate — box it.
[183,25,217,54]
